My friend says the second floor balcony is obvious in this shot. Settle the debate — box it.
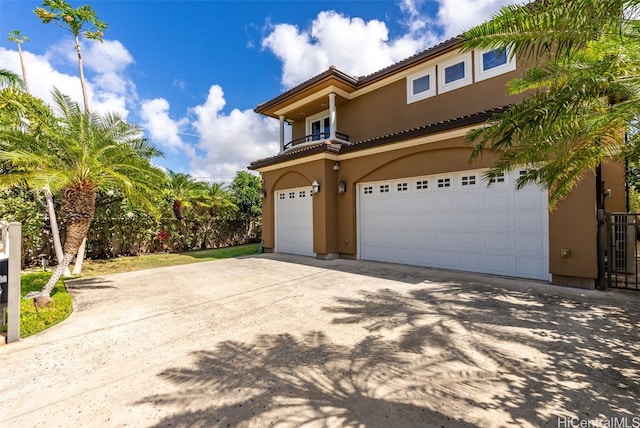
[284,131,350,151]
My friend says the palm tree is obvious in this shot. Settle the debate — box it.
[0,68,24,89]
[460,0,640,206]
[7,30,30,93]
[0,88,164,305]
[163,171,209,250]
[35,0,106,111]
[204,182,236,218]
[36,0,108,273]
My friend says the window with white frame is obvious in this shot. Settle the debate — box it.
[460,174,478,187]
[438,52,472,94]
[488,173,507,185]
[474,48,516,82]
[416,180,429,190]
[436,177,452,189]
[306,110,330,141]
[406,66,436,104]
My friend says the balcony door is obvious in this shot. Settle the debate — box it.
[307,112,330,141]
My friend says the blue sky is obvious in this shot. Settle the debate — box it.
[0,0,516,183]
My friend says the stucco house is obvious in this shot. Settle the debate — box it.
[249,37,625,288]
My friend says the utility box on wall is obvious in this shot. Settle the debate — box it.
[0,222,21,344]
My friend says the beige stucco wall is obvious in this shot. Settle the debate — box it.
[287,54,524,144]
[259,136,627,284]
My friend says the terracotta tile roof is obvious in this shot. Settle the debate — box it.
[254,67,358,114]
[248,106,508,170]
[254,38,462,114]
[356,37,460,85]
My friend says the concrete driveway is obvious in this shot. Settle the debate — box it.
[1,254,639,427]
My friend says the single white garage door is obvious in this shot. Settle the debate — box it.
[275,187,314,257]
[358,169,549,280]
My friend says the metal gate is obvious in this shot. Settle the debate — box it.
[607,213,640,290]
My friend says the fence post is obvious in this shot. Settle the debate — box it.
[2,222,21,343]
[597,209,607,290]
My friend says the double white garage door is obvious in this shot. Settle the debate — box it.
[358,170,549,280]
[275,169,549,281]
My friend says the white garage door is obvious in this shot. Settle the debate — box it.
[275,187,314,257]
[358,169,549,280]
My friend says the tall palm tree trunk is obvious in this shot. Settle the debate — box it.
[16,42,30,93]
[71,33,91,275]
[74,34,89,112]
[72,238,87,275]
[45,189,71,276]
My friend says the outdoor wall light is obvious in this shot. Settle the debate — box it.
[311,180,320,194]
[338,180,347,194]
[259,188,267,199]
[333,162,341,171]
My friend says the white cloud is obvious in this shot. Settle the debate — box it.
[82,39,134,73]
[0,38,135,117]
[190,85,280,183]
[261,1,519,89]
[262,10,436,88]
[0,47,84,106]
[436,0,517,38]
[139,98,192,155]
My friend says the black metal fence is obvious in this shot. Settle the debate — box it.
[284,132,350,150]
[607,212,640,290]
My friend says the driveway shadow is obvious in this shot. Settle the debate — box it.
[137,332,468,427]
[324,282,640,425]
[135,256,640,426]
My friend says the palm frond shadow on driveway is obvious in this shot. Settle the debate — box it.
[325,283,640,425]
[138,331,465,427]
[136,267,640,427]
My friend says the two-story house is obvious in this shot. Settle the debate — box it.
[249,37,625,288]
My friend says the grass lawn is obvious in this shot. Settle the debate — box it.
[1,272,73,338]
[73,243,261,277]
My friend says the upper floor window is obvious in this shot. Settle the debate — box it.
[474,48,516,82]
[406,66,436,104]
[438,52,472,94]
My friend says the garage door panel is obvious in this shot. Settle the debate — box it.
[485,192,510,209]
[458,212,483,230]
[458,193,482,210]
[486,233,511,251]
[486,254,512,274]
[514,188,545,208]
[359,170,549,280]
[434,215,456,229]
[485,212,511,231]
[516,256,545,277]
[458,232,484,249]
[456,252,483,270]
[516,211,545,231]
[434,194,455,210]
